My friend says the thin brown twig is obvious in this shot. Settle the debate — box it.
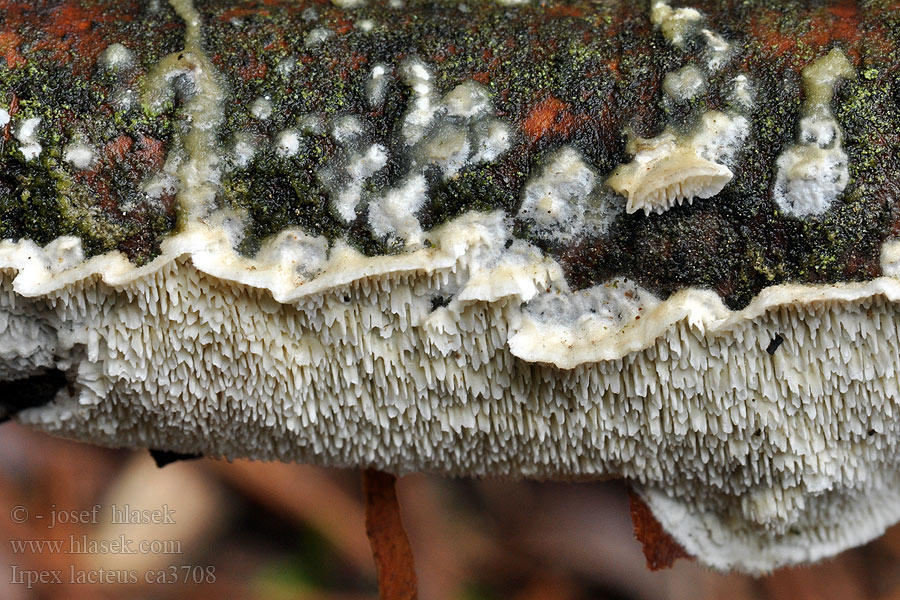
[362,470,418,600]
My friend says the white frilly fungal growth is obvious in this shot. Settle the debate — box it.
[9,214,900,575]
[7,0,900,577]
[611,1,750,215]
[773,49,854,218]
[607,111,749,215]
[650,0,703,48]
[517,147,620,242]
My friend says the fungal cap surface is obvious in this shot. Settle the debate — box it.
[607,142,733,215]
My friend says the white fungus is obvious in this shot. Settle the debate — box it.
[368,174,429,245]
[15,117,43,161]
[0,108,9,128]
[275,130,301,158]
[624,2,751,215]
[330,143,388,222]
[101,43,135,70]
[663,64,707,101]
[650,0,703,48]
[276,56,296,76]
[304,27,333,48]
[63,143,96,170]
[702,28,732,71]
[8,211,900,575]
[773,49,854,218]
[250,97,273,120]
[518,147,600,243]
[607,111,750,215]
[366,64,390,107]
[730,74,755,110]
[6,0,900,578]
[231,132,257,167]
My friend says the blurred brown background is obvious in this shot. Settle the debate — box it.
[1,422,899,600]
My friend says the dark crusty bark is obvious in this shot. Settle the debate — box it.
[1,0,899,307]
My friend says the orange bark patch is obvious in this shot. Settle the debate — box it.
[628,488,691,571]
[363,470,417,600]
[745,4,879,64]
[24,1,134,75]
[219,6,271,21]
[0,31,25,69]
[546,5,584,18]
[107,135,135,163]
[237,57,269,82]
[521,96,581,142]
[136,135,166,172]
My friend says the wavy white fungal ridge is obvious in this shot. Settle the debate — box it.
[4,215,900,574]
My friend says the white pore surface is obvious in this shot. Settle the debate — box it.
[3,1,898,576]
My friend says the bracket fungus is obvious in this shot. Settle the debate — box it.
[3,0,900,575]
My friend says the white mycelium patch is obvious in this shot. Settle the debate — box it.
[143,0,225,221]
[0,108,9,128]
[250,97,273,120]
[517,147,620,243]
[773,49,854,218]
[7,0,900,577]
[231,132,257,167]
[650,0,703,48]
[730,74,755,110]
[607,111,749,215]
[368,174,429,245]
[400,60,438,146]
[15,117,42,161]
[100,43,135,71]
[360,61,511,245]
[366,64,390,108]
[63,142,96,170]
[304,27,333,48]
[275,130,301,158]
[326,143,389,223]
[276,56,296,76]
[663,64,707,101]
[702,29,732,71]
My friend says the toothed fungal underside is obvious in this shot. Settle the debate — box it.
[3,0,900,573]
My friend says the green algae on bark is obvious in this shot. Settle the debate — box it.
[1,0,900,304]
[0,0,185,264]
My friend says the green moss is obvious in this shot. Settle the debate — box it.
[0,0,184,263]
